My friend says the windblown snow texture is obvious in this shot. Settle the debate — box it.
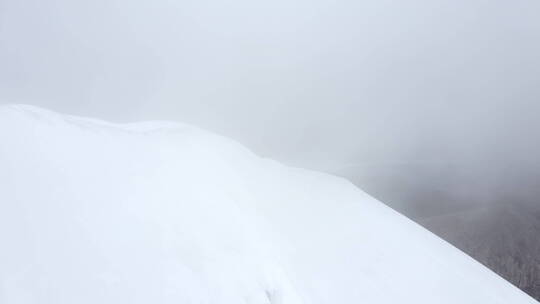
[0,105,535,304]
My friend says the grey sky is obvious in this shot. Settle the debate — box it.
[1,0,540,214]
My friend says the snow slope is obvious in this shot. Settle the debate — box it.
[0,105,535,304]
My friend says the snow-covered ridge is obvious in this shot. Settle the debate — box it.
[0,105,535,303]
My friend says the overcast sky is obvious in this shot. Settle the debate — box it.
[1,0,540,197]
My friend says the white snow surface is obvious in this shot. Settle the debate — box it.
[0,104,535,304]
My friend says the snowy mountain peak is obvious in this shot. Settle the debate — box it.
[0,105,535,304]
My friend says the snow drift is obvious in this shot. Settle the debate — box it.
[0,105,535,304]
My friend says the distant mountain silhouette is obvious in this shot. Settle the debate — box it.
[336,162,540,301]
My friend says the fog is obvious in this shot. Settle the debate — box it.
[1,0,540,218]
